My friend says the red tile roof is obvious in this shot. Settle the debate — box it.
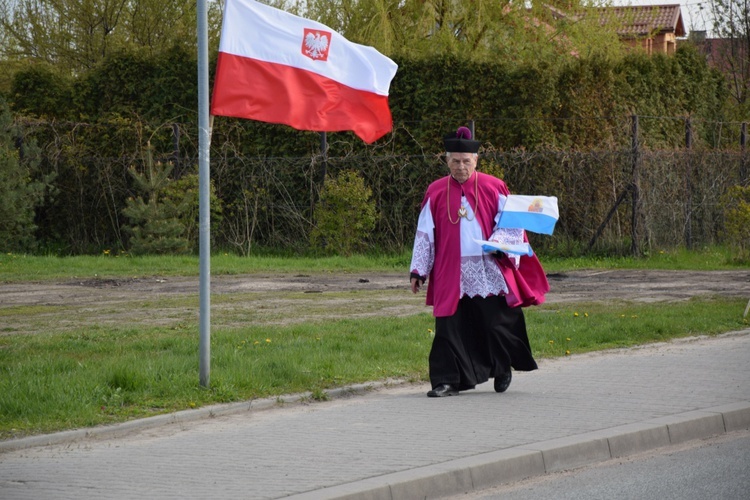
[599,4,686,37]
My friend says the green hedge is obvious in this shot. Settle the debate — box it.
[2,44,741,255]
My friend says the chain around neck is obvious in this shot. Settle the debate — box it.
[447,173,479,225]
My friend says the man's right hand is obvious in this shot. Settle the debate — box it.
[410,277,421,294]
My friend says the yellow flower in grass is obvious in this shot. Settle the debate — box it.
[266,338,272,343]
[574,312,579,317]
[548,340,554,345]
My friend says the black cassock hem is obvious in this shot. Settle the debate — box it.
[429,295,537,388]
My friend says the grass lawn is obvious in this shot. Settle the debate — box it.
[1,248,748,439]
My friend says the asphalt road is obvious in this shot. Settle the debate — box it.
[451,430,750,500]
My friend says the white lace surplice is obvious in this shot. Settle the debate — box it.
[410,199,435,279]
[410,196,525,299]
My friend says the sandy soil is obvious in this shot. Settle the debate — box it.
[2,269,750,303]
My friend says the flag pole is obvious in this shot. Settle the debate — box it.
[197,0,211,387]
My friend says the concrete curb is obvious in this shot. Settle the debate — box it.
[283,401,750,500]
[0,379,408,454]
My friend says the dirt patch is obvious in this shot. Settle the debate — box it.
[3,269,749,304]
[1,270,749,335]
[544,269,750,303]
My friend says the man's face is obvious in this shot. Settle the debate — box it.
[447,152,477,184]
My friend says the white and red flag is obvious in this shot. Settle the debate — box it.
[210,0,398,144]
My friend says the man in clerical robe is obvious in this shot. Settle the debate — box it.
[410,126,549,397]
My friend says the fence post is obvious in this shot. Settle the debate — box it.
[685,117,693,249]
[320,131,328,182]
[312,131,329,222]
[741,122,748,186]
[631,115,640,257]
[171,123,181,174]
[14,134,24,161]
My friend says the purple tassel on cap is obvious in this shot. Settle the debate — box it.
[444,126,480,153]
[456,126,472,139]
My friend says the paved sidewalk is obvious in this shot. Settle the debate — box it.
[1,331,749,500]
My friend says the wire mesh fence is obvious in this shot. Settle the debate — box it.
[13,115,750,255]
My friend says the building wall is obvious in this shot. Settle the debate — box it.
[622,32,676,55]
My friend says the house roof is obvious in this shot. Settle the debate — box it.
[599,4,686,37]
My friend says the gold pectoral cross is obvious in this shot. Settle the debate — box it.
[447,174,479,224]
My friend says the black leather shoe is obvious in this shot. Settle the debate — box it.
[427,384,458,397]
[494,372,512,393]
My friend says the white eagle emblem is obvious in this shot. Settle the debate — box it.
[302,28,331,61]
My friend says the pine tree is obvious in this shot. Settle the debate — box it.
[0,98,49,252]
[122,142,189,255]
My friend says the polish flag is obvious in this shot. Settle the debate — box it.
[210,0,398,144]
